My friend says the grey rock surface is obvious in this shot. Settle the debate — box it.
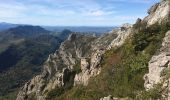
[144,0,170,26]
[144,31,170,99]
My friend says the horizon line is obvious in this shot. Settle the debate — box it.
[0,21,121,27]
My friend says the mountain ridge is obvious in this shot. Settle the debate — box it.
[0,25,72,99]
[3,0,170,100]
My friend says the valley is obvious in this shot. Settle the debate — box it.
[0,0,169,100]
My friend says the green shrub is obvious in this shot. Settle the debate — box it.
[46,87,64,100]
[47,21,170,100]
[73,60,82,74]
[136,83,163,100]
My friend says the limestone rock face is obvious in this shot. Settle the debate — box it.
[74,50,103,86]
[144,53,170,90]
[107,23,132,49]
[143,0,170,92]
[17,67,71,100]
[100,95,114,100]
[100,95,131,100]
[144,31,170,91]
[15,32,112,99]
[147,3,159,14]
[16,34,96,100]
[16,23,131,99]
[14,0,170,99]
[80,58,90,72]
[141,1,170,96]
[144,0,170,26]
[74,24,132,86]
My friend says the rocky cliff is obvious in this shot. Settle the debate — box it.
[16,0,170,100]
[142,0,170,99]
[143,0,170,91]
[16,24,132,100]
[101,0,170,99]
[144,30,170,98]
[143,0,170,26]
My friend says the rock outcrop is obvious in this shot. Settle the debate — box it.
[15,0,170,100]
[107,23,132,49]
[16,34,96,100]
[143,0,170,26]
[100,95,115,100]
[144,31,170,91]
[74,49,103,86]
[74,24,132,86]
[143,0,170,95]
[16,25,131,100]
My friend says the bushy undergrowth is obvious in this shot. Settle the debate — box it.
[46,21,170,100]
[0,35,61,98]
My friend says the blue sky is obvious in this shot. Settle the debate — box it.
[0,0,159,26]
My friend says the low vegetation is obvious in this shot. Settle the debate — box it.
[0,35,62,98]
[46,21,170,100]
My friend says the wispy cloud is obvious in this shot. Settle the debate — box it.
[0,0,159,26]
[107,0,152,4]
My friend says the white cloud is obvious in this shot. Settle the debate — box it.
[0,0,158,26]
[0,2,27,19]
[84,9,116,17]
[90,10,105,16]
[107,0,151,4]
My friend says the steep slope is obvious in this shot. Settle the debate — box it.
[16,0,170,100]
[0,25,50,53]
[0,35,62,99]
[143,0,170,26]
[142,0,170,99]
[0,27,71,99]
[0,35,61,72]
[0,25,50,41]
[143,31,170,99]
[0,22,18,31]
[16,25,129,100]
[6,25,50,38]
[0,26,52,72]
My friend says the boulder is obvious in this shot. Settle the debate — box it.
[144,31,170,90]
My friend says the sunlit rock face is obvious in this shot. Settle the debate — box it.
[144,0,170,26]
[100,95,115,100]
[16,21,133,99]
[16,0,170,100]
[143,1,170,90]
[142,0,170,93]
[144,31,170,92]
[107,23,132,50]
[74,23,132,86]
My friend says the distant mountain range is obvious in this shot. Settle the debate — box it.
[0,22,115,34]
[43,26,115,34]
[0,22,19,30]
[0,25,72,97]
[0,23,115,99]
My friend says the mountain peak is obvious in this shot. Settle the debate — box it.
[7,25,50,38]
[144,0,170,26]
